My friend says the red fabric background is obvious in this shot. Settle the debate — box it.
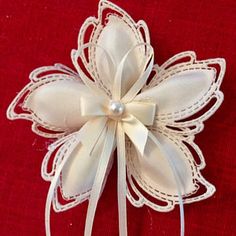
[0,0,236,235]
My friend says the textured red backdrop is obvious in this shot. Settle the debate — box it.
[0,0,236,235]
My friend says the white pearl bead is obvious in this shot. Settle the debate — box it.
[109,100,125,116]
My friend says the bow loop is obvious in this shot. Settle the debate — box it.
[125,101,156,126]
[80,96,108,117]
[112,43,154,101]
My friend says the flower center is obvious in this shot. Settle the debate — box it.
[108,100,125,116]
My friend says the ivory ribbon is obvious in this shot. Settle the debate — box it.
[45,42,185,236]
[117,122,128,236]
[84,121,117,236]
[148,132,185,236]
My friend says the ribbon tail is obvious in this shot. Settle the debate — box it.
[84,121,117,236]
[117,122,128,236]
[148,132,185,236]
[122,114,149,156]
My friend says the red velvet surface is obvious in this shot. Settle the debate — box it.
[1,0,236,235]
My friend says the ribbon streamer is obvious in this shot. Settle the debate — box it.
[84,121,117,236]
[148,132,185,236]
[117,122,128,236]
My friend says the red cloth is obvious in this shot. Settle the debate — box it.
[0,0,236,235]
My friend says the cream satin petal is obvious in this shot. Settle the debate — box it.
[43,136,91,212]
[24,80,90,130]
[127,130,197,198]
[61,127,115,198]
[136,69,216,121]
[95,15,145,96]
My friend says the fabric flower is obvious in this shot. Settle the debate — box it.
[7,1,225,236]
